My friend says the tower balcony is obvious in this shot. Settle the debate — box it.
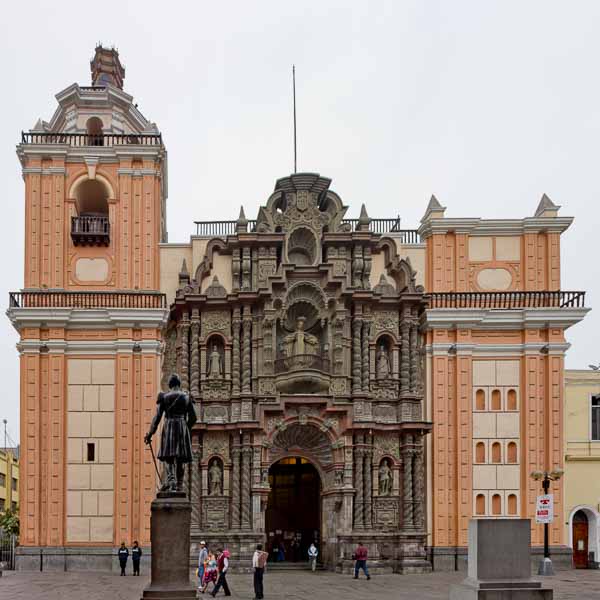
[20,132,163,147]
[274,354,331,393]
[427,290,586,309]
[8,290,166,309]
[71,215,110,246]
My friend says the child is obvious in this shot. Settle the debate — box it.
[201,552,218,594]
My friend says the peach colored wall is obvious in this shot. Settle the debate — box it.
[23,157,163,291]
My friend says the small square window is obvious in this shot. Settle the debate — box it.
[87,442,96,462]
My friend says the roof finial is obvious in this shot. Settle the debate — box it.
[534,193,560,217]
[178,258,190,285]
[236,206,248,233]
[420,194,446,223]
[357,203,371,231]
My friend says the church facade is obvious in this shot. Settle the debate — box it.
[8,48,589,572]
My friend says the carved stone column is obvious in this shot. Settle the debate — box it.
[242,247,251,291]
[409,307,418,394]
[362,246,372,289]
[402,435,415,529]
[400,306,410,395]
[364,446,373,528]
[190,314,200,400]
[241,438,252,529]
[179,313,190,392]
[361,320,370,393]
[413,439,425,530]
[231,441,241,529]
[352,246,364,289]
[232,248,241,292]
[232,310,241,395]
[242,311,252,394]
[352,317,363,394]
[191,444,202,530]
[353,435,364,528]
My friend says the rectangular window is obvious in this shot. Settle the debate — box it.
[11,501,16,512]
[11,478,17,491]
[592,395,600,441]
[0,473,5,487]
[0,499,4,512]
[87,442,96,462]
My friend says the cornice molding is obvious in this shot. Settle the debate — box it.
[7,307,168,332]
[425,342,572,356]
[423,307,589,331]
[16,338,163,356]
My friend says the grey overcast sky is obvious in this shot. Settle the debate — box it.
[1,1,598,443]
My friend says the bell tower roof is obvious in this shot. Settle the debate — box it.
[90,45,125,89]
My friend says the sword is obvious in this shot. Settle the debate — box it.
[147,438,163,487]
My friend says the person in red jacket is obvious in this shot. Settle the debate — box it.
[211,548,231,597]
[353,541,370,580]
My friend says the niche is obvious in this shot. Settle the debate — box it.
[475,442,486,463]
[491,442,502,464]
[491,389,501,411]
[507,494,517,515]
[475,389,485,411]
[86,116,104,146]
[206,335,225,380]
[475,494,485,516]
[207,457,223,496]
[375,335,393,379]
[491,494,502,515]
[507,389,517,410]
[507,442,517,464]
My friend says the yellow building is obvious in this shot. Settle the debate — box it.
[0,449,19,515]
[564,369,600,568]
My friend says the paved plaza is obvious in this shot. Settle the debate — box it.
[0,569,598,600]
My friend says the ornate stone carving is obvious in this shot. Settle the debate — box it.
[203,432,230,460]
[202,310,230,336]
[374,497,399,527]
[179,316,190,391]
[373,310,399,336]
[201,379,230,401]
[400,306,410,394]
[258,378,276,395]
[206,275,227,298]
[190,319,200,398]
[270,423,333,467]
[203,404,228,424]
[241,443,252,529]
[352,246,364,289]
[353,445,364,528]
[242,247,251,291]
[207,344,223,379]
[373,403,396,423]
[231,445,241,529]
[374,433,400,461]
[203,497,228,530]
[361,320,370,392]
[376,344,391,379]
[352,317,362,394]
[378,458,393,496]
[330,377,347,395]
[208,459,223,495]
[373,274,396,296]
[372,380,398,400]
[232,314,241,394]
[334,469,344,486]
[242,315,252,393]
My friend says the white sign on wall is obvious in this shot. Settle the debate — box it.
[535,494,554,524]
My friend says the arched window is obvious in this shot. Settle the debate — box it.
[86,117,104,146]
[74,179,109,216]
[492,494,502,515]
[475,494,486,516]
[475,389,485,411]
[491,389,501,410]
[507,494,517,515]
[507,389,517,410]
[507,442,517,464]
[475,442,486,463]
[491,442,501,463]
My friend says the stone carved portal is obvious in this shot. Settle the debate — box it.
[269,423,333,468]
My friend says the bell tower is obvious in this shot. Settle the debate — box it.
[8,47,168,568]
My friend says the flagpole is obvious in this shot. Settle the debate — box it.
[293,64,297,174]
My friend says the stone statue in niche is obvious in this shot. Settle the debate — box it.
[376,345,391,379]
[207,344,223,379]
[378,459,393,496]
[284,317,319,358]
[334,469,344,486]
[208,459,222,495]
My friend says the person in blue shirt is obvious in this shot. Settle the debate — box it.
[118,542,129,576]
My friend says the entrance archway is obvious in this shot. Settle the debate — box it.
[573,510,589,568]
[265,457,321,563]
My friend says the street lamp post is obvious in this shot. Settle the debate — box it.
[530,468,564,576]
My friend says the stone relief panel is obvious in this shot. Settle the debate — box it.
[201,310,231,338]
[203,431,230,461]
[374,432,400,462]
[374,497,399,528]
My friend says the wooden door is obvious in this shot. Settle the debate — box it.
[573,511,589,569]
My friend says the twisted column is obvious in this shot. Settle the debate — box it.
[190,319,200,399]
[361,320,370,393]
[242,313,252,393]
[400,306,410,394]
[353,441,364,528]
[232,315,241,394]
[364,448,372,528]
[402,437,415,529]
[179,314,190,391]
[352,317,363,394]
[241,443,252,529]
[191,446,202,528]
[413,442,425,529]
[231,445,241,529]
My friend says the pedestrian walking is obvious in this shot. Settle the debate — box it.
[131,540,142,575]
[118,542,129,576]
[201,552,218,594]
[252,543,268,600]
[197,540,208,592]
[308,542,318,572]
[353,540,370,580]
[210,548,231,597]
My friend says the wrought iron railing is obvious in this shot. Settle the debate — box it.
[9,290,166,309]
[274,354,331,374]
[71,215,110,245]
[21,132,163,147]
[193,218,420,241]
[427,290,586,309]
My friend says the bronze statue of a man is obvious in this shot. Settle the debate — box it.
[144,373,197,493]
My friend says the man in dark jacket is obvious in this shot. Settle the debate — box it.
[353,541,370,580]
[131,540,142,575]
[144,373,197,492]
[118,542,129,576]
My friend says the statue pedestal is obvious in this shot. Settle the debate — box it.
[141,492,196,600]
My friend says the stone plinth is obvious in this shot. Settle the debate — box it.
[141,492,196,600]
[449,519,553,600]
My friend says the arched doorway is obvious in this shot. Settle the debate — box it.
[265,457,321,563]
[573,510,589,568]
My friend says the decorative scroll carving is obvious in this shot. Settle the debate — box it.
[270,423,333,467]
[374,497,399,527]
[372,381,398,399]
[332,316,345,375]
[232,248,241,292]
[202,310,230,336]
[258,378,276,395]
[262,316,274,375]
[372,310,399,336]
[203,497,228,530]
[374,433,400,461]
[361,320,370,392]
[352,317,362,394]
[203,404,228,423]
[232,314,241,394]
[330,377,348,395]
[400,306,410,394]
[362,246,372,289]
[190,319,200,398]
[242,247,251,291]
[203,432,230,461]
